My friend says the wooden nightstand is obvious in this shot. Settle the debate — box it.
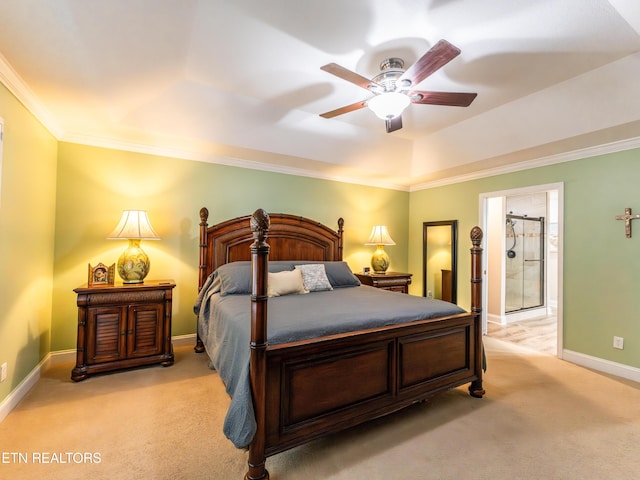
[355,272,412,294]
[72,280,176,381]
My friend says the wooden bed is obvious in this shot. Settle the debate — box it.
[196,207,484,480]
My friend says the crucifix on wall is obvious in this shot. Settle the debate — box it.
[615,207,640,238]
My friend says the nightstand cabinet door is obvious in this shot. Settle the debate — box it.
[86,306,128,364]
[127,303,164,358]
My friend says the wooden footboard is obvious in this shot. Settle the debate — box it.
[244,209,484,480]
[262,312,480,456]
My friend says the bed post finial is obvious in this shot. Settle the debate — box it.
[470,225,482,248]
[247,208,270,480]
[200,207,209,224]
[251,209,270,243]
[469,225,485,398]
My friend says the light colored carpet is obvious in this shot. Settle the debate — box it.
[1,337,639,479]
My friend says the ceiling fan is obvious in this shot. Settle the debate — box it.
[319,39,477,133]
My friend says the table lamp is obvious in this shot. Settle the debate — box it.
[107,210,160,284]
[365,225,395,274]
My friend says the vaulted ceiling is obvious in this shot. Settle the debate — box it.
[1,1,640,189]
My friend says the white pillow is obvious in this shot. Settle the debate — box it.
[267,269,308,297]
[295,264,333,292]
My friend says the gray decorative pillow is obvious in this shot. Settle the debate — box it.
[289,261,360,288]
[294,264,333,292]
[323,262,361,288]
[215,262,252,295]
[215,261,294,296]
[214,260,359,295]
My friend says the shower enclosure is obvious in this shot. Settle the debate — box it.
[505,214,545,313]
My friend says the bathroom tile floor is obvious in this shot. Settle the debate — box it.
[487,314,557,355]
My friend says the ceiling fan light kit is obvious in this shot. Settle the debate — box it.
[320,39,477,133]
[367,91,411,120]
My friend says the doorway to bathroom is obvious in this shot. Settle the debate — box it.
[480,183,563,357]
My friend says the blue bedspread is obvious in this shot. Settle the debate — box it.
[194,274,465,448]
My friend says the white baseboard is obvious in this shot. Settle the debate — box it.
[0,333,198,424]
[47,349,76,366]
[10,336,636,425]
[505,307,548,323]
[563,349,640,383]
[0,357,45,424]
[45,334,197,365]
[172,333,197,347]
[487,307,551,325]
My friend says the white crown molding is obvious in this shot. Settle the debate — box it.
[50,127,640,193]
[0,52,63,138]
[409,136,640,192]
[61,131,411,192]
[4,49,639,194]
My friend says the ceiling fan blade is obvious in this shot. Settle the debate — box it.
[399,39,461,87]
[386,116,403,133]
[321,63,381,91]
[410,91,477,107]
[319,100,368,119]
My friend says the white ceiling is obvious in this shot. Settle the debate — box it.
[1,0,640,190]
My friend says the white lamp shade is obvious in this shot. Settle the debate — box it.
[367,92,411,120]
[107,210,160,240]
[365,225,396,246]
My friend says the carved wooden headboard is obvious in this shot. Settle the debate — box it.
[198,207,344,290]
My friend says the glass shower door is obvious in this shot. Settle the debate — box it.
[505,215,545,313]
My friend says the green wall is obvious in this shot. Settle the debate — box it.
[0,83,58,402]
[51,143,410,351]
[4,76,640,410]
[409,150,640,368]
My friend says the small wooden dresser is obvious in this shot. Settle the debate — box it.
[355,272,413,294]
[72,280,175,381]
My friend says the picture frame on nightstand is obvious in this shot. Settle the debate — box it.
[88,262,115,286]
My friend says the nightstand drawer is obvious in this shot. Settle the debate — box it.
[355,272,412,294]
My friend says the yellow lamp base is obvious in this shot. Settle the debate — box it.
[117,239,150,284]
[371,245,390,274]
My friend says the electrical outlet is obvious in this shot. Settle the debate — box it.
[427,290,433,298]
[0,362,7,382]
[613,336,624,350]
